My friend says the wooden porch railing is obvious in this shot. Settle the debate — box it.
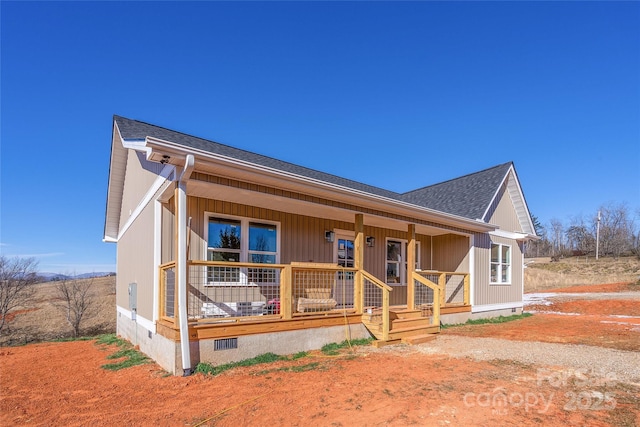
[362,270,393,341]
[159,261,176,325]
[412,270,470,326]
[412,272,442,327]
[158,260,465,338]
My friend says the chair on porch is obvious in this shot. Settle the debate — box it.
[296,288,338,313]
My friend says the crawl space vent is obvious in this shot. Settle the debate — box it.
[214,338,238,351]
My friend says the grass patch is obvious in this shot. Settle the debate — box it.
[96,333,150,371]
[321,338,373,355]
[441,312,533,329]
[195,352,287,376]
[291,351,308,360]
[96,333,127,346]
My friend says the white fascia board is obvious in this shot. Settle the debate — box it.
[117,163,176,240]
[481,165,512,221]
[104,123,129,241]
[144,137,497,233]
[481,165,536,236]
[489,229,530,241]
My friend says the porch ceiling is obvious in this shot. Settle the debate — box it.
[186,180,458,236]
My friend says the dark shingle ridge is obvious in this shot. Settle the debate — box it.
[114,115,511,220]
[399,162,513,220]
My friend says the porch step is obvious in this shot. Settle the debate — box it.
[371,339,402,348]
[391,316,431,329]
[389,309,422,320]
[388,324,440,340]
[402,333,437,345]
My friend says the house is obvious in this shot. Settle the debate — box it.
[104,115,537,375]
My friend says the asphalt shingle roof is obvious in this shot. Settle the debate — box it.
[114,115,511,221]
[399,162,513,220]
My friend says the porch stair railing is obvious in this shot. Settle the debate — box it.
[361,271,443,346]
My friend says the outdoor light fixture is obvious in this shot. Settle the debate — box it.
[325,230,335,243]
[366,236,375,247]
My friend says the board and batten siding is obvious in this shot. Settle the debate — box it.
[183,196,437,284]
[116,200,156,320]
[431,234,469,273]
[473,233,523,306]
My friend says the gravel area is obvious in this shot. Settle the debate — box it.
[377,335,640,386]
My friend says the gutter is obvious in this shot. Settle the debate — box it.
[177,154,195,376]
[142,137,497,233]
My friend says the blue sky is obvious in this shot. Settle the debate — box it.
[1,1,639,274]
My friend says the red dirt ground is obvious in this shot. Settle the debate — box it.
[1,283,639,426]
[2,340,638,427]
[544,282,638,294]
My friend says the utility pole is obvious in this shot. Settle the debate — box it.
[596,211,601,260]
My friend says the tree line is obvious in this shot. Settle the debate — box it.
[526,202,640,259]
[0,256,96,340]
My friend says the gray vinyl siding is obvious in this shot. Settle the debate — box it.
[116,201,156,320]
[473,233,523,306]
[118,150,164,234]
[487,182,523,233]
[432,234,469,272]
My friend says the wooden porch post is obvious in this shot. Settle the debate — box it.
[407,224,416,310]
[438,273,446,307]
[281,265,293,320]
[354,213,364,313]
[463,274,470,306]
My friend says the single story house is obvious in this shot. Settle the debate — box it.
[104,115,537,375]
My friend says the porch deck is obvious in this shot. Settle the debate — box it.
[158,261,470,344]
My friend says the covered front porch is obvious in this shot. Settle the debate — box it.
[155,166,486,373]
[157,255,471,345]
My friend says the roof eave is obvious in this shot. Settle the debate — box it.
[143,136,497,233]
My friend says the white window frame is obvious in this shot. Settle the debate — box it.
[490,243,511,285]
[203,212,280,286]
[385,238,420,286]
[333,230,355,268]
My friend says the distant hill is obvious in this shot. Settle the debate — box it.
[38,272,115,281]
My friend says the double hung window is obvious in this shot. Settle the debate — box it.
[490,243,511,284]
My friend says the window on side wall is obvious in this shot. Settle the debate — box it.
[490,243,511,284]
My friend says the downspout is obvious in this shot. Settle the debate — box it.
[177,154,195,376]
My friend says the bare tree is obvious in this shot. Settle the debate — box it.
[595,203,635,258]
[0,256,39,335]
[55,277,95,337]
[566,215,595,255]
[549,218,565,258]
